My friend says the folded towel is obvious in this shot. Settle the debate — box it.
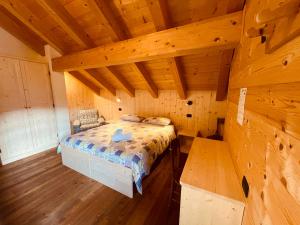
[112,129,132,142]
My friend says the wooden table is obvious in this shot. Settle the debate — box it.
[179,138,245,225]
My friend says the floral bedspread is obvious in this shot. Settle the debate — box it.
[57,120,176,194]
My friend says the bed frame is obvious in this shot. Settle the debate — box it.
[61,146,133,198]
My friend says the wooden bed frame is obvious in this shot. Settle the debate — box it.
[61,146,133,198]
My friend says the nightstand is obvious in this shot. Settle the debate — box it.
[177,129,199,154]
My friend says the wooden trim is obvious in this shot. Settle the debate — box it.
[216,49,234,101]
[104,67,135,97]
[0,0,65,54]
[52,11,242,71]
[36,0,94,49]
[84,69,116,96]
[131,63,158,98]
[0,7,45,55]
[68,71,100,96]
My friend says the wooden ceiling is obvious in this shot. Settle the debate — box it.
[0,0,245,100]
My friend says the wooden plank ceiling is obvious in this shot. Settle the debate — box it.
[0,0,244,100]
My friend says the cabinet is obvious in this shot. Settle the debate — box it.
[179,138,245,225]
[0,57,58,164]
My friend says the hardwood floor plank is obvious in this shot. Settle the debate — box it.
[0,149,179,225]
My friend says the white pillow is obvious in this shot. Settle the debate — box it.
[142,117,171,126]
[120,114,144,122]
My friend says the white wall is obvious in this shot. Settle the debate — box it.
[0,27,46,62]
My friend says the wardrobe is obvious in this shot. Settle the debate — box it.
[0,56,58,164]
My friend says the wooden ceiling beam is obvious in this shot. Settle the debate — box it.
[83,69,116,96]
[104,67,135,97]
[68,71,101,96]
[168,58,186,99]
[146,0,171,30]
[0,0,116,97]
[89,0,158,98]
[36,0,94,49]
[52,11,242,72]
[88,0,129,42]
[216,49,234,101]
[0,0,65,54]
[132,63,158,98]
[146,0,187,99]
[0,7,46,55]
[35,0,121,97]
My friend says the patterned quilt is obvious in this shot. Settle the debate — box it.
[57,120,176,194]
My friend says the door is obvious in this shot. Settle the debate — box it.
[20,61,58,150]
[0,57,34,164]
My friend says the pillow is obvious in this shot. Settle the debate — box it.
[120,114,144,122]
[79,109,98,125]
[142,117,171,126]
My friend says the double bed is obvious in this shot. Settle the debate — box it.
[58,120,176,198]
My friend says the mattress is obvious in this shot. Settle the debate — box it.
[57,120,176,194]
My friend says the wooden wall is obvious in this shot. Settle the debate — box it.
[64,72,95,121]
[224,1,300,225]
[64,73,226,137]
[95,90,226,137]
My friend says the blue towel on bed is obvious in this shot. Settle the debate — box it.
[112,129,132,142]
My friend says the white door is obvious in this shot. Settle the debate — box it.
[20,61,58,150]
[0,57,34,164]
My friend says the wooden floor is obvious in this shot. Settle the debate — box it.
[0,149,180,225]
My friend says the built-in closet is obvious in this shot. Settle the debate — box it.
[0,56,58,164]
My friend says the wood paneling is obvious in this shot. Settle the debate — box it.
[224,0,300,225]
[64,73,95,122]
[94,90,227,137]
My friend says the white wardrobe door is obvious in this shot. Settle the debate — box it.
[20,61,58,150]
[0,57,34,164]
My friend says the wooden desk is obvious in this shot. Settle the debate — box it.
[179,138,245,225]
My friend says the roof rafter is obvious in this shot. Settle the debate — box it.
[105,67,135,97]
[88,0,129,42]
[69,71,101,96]
[52,11,242,71]
[0,6,46,55]
[216,49,234,101]
[146,0,187,99]
[89,0,158,98]
[36,0,95,49]
[34,0,121,98]
[0,0,65,54]
[79,69,116,96]
[213,0,240,101]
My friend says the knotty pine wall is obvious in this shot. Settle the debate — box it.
[224,1,300,225]
[95,90,226,137]
[64,73,227,137]
[64,73,95,121]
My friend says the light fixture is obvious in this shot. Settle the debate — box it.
[116,98,121,102]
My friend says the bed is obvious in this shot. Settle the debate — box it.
[57,120,176,198]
